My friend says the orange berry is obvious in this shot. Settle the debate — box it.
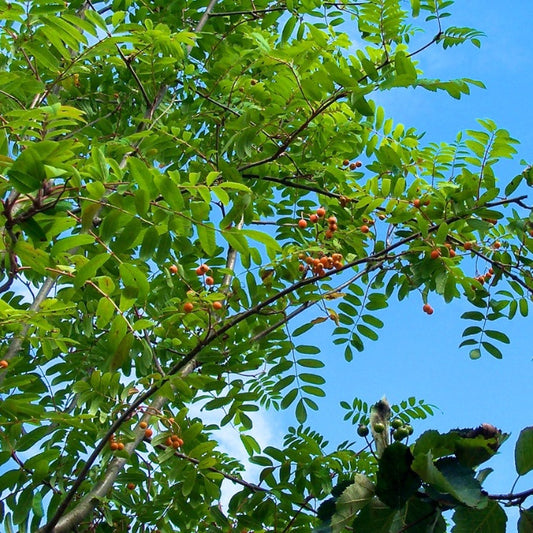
[309,214,318,223]
[169,264,178,274]
[213,301,223,310]
[195,267,204,276]
[165,437,173,446]
[298,219,307,228]
[171,434,180,442]
[200,264,210,274]
[316,207,326,218]
[430,249,440,259]
[117,442,125,451]
[493,241,501,249]
[412,199,421,208]
[333,261,343,269]
[319,256,329,266]
[205,276,215,285]
[422,303,432,314]
[449,249,456,258]
[305,256,314,265]
[110,442,119,451]
[342,159,350,166]
[177,438,184,446]
[0,360,8,369]
[183,302,194,313]
[172,440,181,448]
[488,267,494,275]
[463,241,473,250]
[360,225,370,233]
[355,161,362,168]
[139,421,148,429]
[144,428,153,438]
[127,483,135,490]
[349,162,357,170]
[329,223,338,232]
[327,216,337,224]
[331,253,342,261]
[324,230,334,239]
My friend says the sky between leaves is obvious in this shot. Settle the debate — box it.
[208,0,533,515]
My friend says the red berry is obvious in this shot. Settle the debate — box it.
[309,214,318,223]
[298,219,307,228]
[205,276,215,285]
[183,302,194,313]
[412,199,421,208]
[213,301,223,310]
[355,160,362,168]
[327,216,337,224]
[169,264,178,274]
[343,159,350,166]
[316,207,326,218]
[349,162,357,170]
[144,428,153,438]
[200,264,210,273]
[430,249,440,259]
[360,225,370,233]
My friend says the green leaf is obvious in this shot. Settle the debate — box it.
[452,500,506,533]
[295,398,307,423]
[352,502,398,533]
[353,96,374,117]
[376,442,421,509]
[330,474,375,532]
[411,454,487,509]
[518,508,533,533]
[515,427,533,476]
[74,254,111,289]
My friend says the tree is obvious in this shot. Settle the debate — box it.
[0,0,532,531]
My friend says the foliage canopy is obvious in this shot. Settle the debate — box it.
[0,0,532,531]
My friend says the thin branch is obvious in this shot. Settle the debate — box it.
[208,7,286,17]
[489,487,533,505]
[243,173,343,199]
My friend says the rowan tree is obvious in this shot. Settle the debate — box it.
[0,0,532,532]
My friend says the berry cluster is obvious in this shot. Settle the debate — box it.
[109,434,125,451]
[412,197,430,208]
[474,267,494,286]
[299,253,344,276]
[164,434,184,448]
[342,159,363,170]
[422,303,434,315]
[297,207,339,240]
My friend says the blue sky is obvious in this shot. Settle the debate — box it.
[232,0,533,518]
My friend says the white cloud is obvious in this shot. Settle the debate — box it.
[188,403,283,510]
